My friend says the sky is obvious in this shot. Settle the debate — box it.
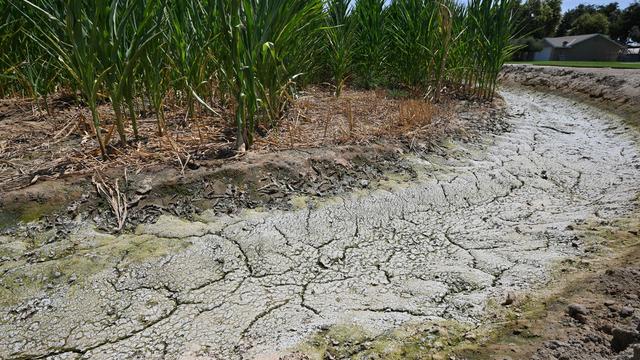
[560,0,635,12]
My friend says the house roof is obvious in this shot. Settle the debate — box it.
[543,34,623,49]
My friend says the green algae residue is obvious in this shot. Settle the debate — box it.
[0,202,62,230]
[300,325,372,359]
[0,230,193,307]
[289,195,309,210]
[298,321,477,360]
[0,183,83,230]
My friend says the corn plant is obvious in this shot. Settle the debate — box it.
[103,0,163,143]
[2,2,55,99]
[325,0,353,97]
[468,0,520,99]
[142,30,171,136]
[217,0,325,150]
[6,0,521,157]
[352,0,388,89]
[166,0,217,120]
[20,0,114,158]
[15,48,59,114]
[443,1,468,94]
[387,0,441,91]
[0,2,20,97]
[386,0,476,101]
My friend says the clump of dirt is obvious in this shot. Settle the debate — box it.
[0,87,508,234]
[500,65,640,124]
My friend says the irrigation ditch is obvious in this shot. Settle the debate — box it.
[500,64,640,124]
[2,1,639,358]
[0,81,639,359]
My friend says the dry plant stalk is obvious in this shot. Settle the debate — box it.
[398,99,435,128]
[92,172,128,231]
[163,132,191,175]
[323,113,331,142]
[346,100,354,136]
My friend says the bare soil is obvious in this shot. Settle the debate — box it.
[500,64,640,124]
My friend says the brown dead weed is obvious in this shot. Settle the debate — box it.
[0,87,462,192]
[257,86,453,151]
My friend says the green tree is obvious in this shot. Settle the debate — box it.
[570,12,610,35]
[556,4,596,36]
[598,3,623,39]
[620,2,640,41]
[556,2,633,40]
[516,0,562,38]
[542,0,562,36]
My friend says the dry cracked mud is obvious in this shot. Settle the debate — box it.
[1,88,639,359]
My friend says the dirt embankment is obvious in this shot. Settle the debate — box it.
[500,65,640,124]
[0,89,508,234]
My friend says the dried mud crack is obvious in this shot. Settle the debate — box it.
[1,88,640,359]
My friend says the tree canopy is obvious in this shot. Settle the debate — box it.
[515,0,562,38]
[571,12,610,35]
[555,1,640,41]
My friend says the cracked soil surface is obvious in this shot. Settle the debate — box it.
[1,88,639,359]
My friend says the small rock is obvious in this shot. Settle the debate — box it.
[271,191,285,199]
[605,300,616,307]
[66,202,79,213]
[464,332,477,341]
[540,170,548,180]
[128,195,143,207]
[502,292,516,306]
[210,181,227,196]
[136,178,153,195]
[584,333,601,343]
[545,341,558,350]
[567,303,589,323]
[621,306,635,318]
[568,303,589,316]
[360,179,369,188]
[600,324,614,335]
[546,340,568,350]
[317,256,332,269]
[611,327,640,352]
